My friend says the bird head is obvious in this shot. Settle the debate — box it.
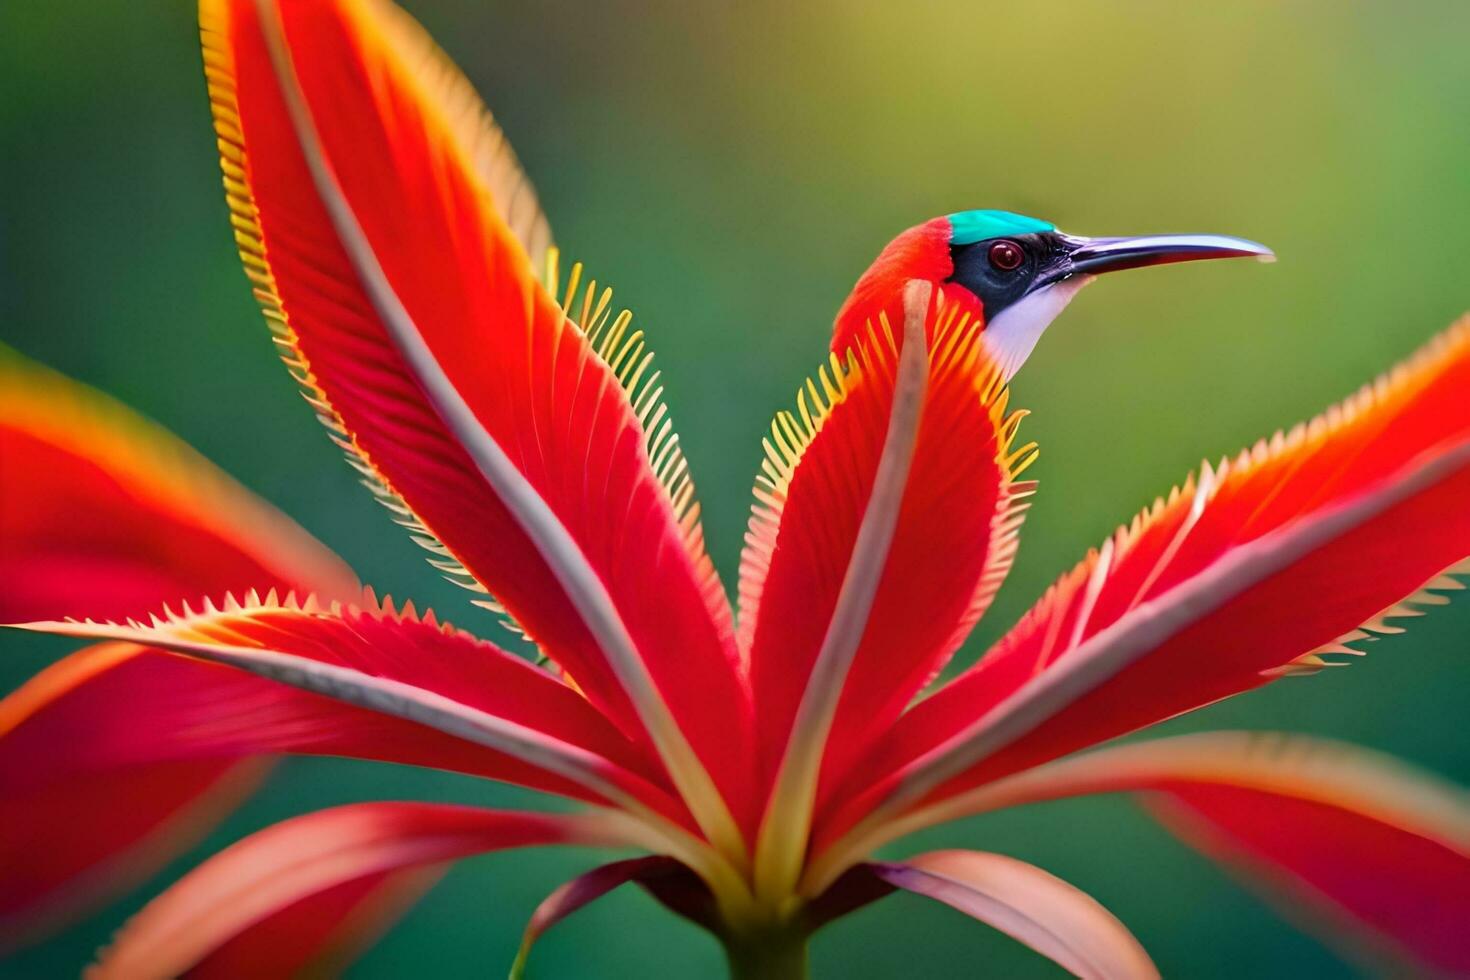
[833,209,1273,378]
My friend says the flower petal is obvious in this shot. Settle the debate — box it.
[187,867,444,979]
[0,350,356,945]
[0,349,356,623]
[824,316,1470,848]
[868,851,1158,979]
[879,733,1470,977]
[745,285,1032,894]
[1154,787,1470,976]
[510,856,682,978]
[0,759,265,953]
[200,0,750,848]
[86,802,644,979]
[9,596,683,822]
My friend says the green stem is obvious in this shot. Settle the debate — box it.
[722,926,811,980]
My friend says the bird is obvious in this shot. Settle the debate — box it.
[832,209,1273,379]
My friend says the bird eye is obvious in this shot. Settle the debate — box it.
[988,240,1025,272]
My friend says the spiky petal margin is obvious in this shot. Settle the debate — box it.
[12,589,689,821]
[204,0,723,655]
[813,315,1470,876]
[201,1,754,852]
[742,285,1037,894]
[542,252,728,638]
[0,347,357,948]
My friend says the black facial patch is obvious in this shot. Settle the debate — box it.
[947,232,1073,319]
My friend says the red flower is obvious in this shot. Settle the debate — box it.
[4,2,1468,976]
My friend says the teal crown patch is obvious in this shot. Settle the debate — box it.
[947,209,1055,245]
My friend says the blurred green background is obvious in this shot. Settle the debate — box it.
[3,1,1468,976]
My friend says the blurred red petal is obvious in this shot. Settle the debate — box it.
[906,732,1470,977]
[188,866,443,979]
[0,760,265,953]
[0,351,357,944]
[88,802,642,979]
[0,350,356,624]
[1157,787,1469,976]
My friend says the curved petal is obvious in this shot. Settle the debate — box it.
[0,347,356,623]
[9,595,685,823]
[914,732,1469,977]
[823,316,1470,848]
[199,0,752,845]
[510,856,682,978]
[188,866,444,978]
[830,733,1470,976]
[87,802,645,979]
[747,285,1033,896]
[868,851,1157,980]
[1154,793,1469,977]
[0,350,356,945]
[0,760,266,953]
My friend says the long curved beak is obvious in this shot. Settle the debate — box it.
[1035,233,1274,291]
[1068,233,1275,274]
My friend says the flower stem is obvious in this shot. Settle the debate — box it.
[722,925,811,980]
